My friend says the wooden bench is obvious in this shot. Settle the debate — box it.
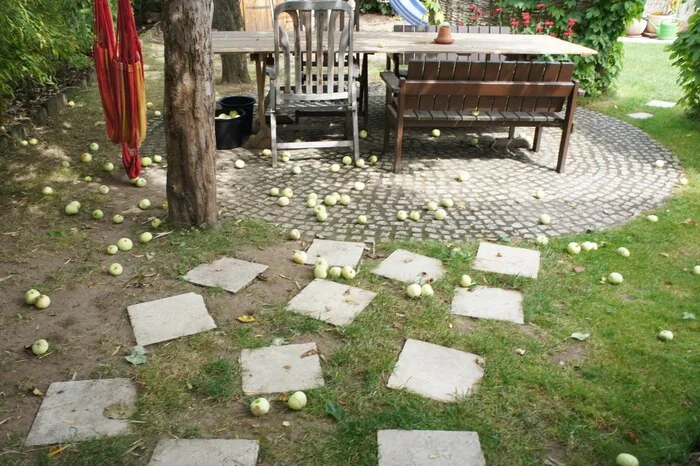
[380,60,580,173]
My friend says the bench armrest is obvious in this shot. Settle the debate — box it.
[380,70,400,93]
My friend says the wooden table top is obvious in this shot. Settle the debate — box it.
[212,30,597,56]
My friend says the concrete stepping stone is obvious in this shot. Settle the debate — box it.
[25,378,137,446]
[148,438,259,466]
[304,239,365,267]
[182,257,268,293]
[378,430,486,466]
[127,292,216,346]
[240,342,324,395]
[627,112,654,119]
[286,278,377,327]
[472,242,540,279]
[387,339,484,403]
[646,100,675,108]
[372,249,445,284]
[451,286,524,324]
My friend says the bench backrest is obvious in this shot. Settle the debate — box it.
[401,60,574,113]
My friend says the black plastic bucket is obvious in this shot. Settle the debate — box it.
[219,96,255,136]
[214,109,246,150]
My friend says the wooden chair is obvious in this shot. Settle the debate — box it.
[267,0,360,166]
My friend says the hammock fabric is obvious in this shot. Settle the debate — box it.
[93,0,147,180]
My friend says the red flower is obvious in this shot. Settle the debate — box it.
[494,7,504,14]
[549,32,556,37]
[563,30,573,37]
[510,19,520,27]
[536,24,544,32]
[470,16,478,22]
[537,3,546,9]
[522,12,531,20]
[458,20,465,26]
[469,5,477,11]
[544,20,554,27]
[567,18,577,27]
[476,9,483,15]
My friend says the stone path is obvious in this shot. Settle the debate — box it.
[183,257,268,293]
[286,278,377,327]
[472,242,540,279]
[148,439,259,466]
[377,430,486,466]
[371,249,445,284]
[139,89,682,243]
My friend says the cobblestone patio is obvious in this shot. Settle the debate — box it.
[142,88,682,242]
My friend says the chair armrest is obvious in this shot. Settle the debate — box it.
[380,70,400,92]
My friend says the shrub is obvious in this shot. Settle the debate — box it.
[359,0,395,16]
[668,10,700,119]
[0,0,93,120]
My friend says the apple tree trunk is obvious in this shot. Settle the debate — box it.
[163,0,219,229]
[212,0,250,83]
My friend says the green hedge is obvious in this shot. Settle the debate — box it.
[668,10,700,119]
[0,0,94,120]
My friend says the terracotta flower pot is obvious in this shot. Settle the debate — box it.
[434,26,454,44]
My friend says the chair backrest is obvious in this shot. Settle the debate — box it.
[273,1,355,104]
[402,60,574,113]
[392,25,511,64]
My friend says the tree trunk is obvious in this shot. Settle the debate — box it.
[213,0,251,83]
[163,0,219,229]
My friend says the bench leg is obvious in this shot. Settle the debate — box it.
[383,117,390,155]
[508,127,515,139]
[532,127,543,152]
[394,123,404,173]
[557,127,571,173]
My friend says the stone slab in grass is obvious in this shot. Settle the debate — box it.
[304,239,365,267]
[472,242,540,279]
[286,278,377,327]
[646,100,676,108]
[378,430,486,466]
[371,249,445,284]
[25,378,137,446]
[240,342,324,395]
[451,286,524,324]
[627,112,654,119]
[182,257,268,294]
[148,439,259,466]
[127,292,216,346]
[387,339,484,403]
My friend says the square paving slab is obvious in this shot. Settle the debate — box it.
[451,286,524,324]
[378,430,486,466]
[646,100,675,108]
[372,249,445,284]
[627,112,654,119]
[472,242,540,279]
[304,239,365,267]
[148,439,259,466]
[387,339,484,402]
[286,278,377,327]
[127,292,216,346]
[240,342,325,394]
[25,378,137,446]
[182,257,268,293]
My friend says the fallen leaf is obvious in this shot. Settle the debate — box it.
[681,218,696,225]
[660,252,669,258]
[282,421,290,427]
[236,315,255,323]
[324,402,345,421]
[103,402,137,420]
[573,265,585,273]
[571,332,590,341]
[283,364,292,370]
[515,348,526,355]
[32,387,44,396]
[278,393,289,402]
[48,444,71,458]
[271,337,285,346]
[682,312,695,320]
[627,432,639,443]
[301,349,319,358]
[124,346,148,365]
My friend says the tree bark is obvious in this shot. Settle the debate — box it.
[212,0,250,83]
[163,0,219,229]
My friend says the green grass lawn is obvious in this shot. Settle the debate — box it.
[4,42,699,465]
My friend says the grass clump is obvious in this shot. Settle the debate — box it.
[190,358,236,400]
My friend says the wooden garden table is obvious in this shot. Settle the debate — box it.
[212,31,597,148]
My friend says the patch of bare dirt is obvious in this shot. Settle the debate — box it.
[548,341,587,367]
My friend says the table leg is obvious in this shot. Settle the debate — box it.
[243,53,272,149]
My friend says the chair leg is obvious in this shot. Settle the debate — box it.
[270,112,278,168]
[383,116,390,155]
[352,107,360,161]
[532,127,542,152]
[557,127,571,173]
[395,123,404,173]
[508,127,516,139]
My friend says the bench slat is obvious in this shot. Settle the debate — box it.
[506,62,532,111]
[401,81,574,97]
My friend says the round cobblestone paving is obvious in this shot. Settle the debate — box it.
[142,91,683,242]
